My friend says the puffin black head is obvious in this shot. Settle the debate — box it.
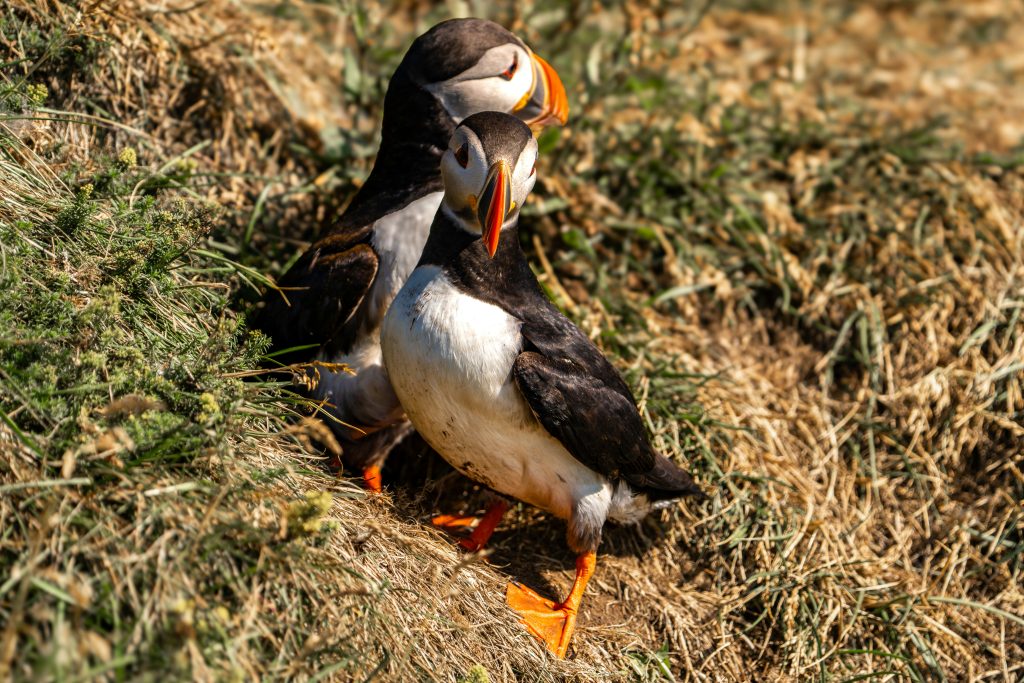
[408,19,568,129]
[382,19,568,150]
[440,112,538,258]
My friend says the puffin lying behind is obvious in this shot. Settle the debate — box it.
[381,112,703,657]
[254,19,568,492]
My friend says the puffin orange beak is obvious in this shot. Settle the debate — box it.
[514,52,569,132]
[476,160,512,258]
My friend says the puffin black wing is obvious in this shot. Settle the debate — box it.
[255,151,444,368]
[513,350,652,476]
[512,313,702,498]
[255,229,378,366]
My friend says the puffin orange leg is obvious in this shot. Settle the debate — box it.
[458,499,509,551]
[362,465,383,493]
[432,499,510,551]
[506,551,596,658]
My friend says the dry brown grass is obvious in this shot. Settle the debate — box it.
[1,1,1022,681]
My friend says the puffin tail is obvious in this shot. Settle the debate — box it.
[628,451,706,503]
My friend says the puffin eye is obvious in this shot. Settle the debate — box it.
[454,143,469,169]
[500,53,519,80]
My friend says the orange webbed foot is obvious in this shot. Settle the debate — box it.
[432,513,488,552]
[505,551,595,659]
[431,513,479,530]
[505,582,577,658]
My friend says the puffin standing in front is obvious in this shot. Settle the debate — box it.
[381,112,703,657]
[254,19,569,492]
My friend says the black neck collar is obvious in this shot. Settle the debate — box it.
[345,70,453,217]
[419,208,545,312]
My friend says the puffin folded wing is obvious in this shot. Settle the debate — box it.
[512,350,654,476]
[257,236,378,365]
[512,349,702,498]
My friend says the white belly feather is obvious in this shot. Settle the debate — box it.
[363,192,443,326]
[314,192,442,433]
[382,266,622,523]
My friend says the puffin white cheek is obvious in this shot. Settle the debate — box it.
[511,148,539,208]
[440,158,471,207]
[507,55,535,107]
[440,154,460,190]
[442,80,522,121]
[511,174,536,212]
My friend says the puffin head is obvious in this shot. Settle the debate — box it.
[384,19,568,144]
[440,112,538,258]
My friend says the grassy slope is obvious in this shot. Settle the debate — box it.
[1,1,1022,681]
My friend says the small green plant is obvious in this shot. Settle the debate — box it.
[458,664,491,683]
[285,490,336,539]
[25,82,47,105]
[626,644,676,682]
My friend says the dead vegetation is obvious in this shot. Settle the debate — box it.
[1,1,1022,681]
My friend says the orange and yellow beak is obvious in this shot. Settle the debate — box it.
[514,52,569,131]
[476,160,512,258]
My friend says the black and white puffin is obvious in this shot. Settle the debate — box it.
[255,19,568,491]
[380,112,703,657]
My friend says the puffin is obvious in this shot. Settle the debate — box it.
[254,19,569,492]
[380,112,704,657]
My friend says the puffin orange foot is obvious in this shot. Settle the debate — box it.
[431,514,488,552]
[362,465,382,493]
[505,582,577,658]
[431,513,479,531]
[506,552,595,658]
